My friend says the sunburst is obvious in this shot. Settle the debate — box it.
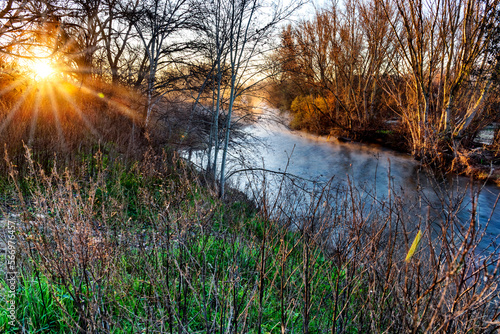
[30,58,57,80]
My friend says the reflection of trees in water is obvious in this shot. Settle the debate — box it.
[187,111,500,253]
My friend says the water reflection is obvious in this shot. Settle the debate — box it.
[244,113,423,196]
[189,110,500,252]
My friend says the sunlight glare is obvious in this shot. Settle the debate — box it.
[31,59,56,80]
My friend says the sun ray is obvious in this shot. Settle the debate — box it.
[28,85,43,147]
[53,84,102,140]
[45,82,68,152]
[0,84,37,136]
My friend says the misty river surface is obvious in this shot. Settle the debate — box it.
[190,109,500,252]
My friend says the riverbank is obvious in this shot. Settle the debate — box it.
[292,118,500,187]
[1,142,499,332]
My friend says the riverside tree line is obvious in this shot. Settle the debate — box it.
[1,0,500,192]
[268,0,500,168]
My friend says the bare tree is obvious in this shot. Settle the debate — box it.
[96,0,139,83]
[272,0,500,162]
[197,0,303,198]
[195,0,231,179]
[380,0,500,157]
[131,0,194,126]
[50,0,105,80]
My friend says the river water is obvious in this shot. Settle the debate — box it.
[191,109,500,252]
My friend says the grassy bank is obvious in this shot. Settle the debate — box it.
[0,147,499,333]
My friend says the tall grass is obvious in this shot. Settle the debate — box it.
[0,146,499,333]
[0,77,143,177]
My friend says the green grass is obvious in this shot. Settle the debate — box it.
[0,150,498,333]
[1,235,350,333]
[376,129,393,135]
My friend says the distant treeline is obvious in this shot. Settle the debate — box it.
[268,0,500,164]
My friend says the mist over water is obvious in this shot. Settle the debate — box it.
[190,109,500,252]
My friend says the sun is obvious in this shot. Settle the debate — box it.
[30,58,56,80]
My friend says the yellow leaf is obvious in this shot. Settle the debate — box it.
[405,230,422,262]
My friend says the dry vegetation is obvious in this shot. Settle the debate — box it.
[267,0,500,179]
[0,0,500,332]
[1,145,499,333]
[0,71,498,332]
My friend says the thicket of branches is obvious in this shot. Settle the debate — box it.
[268,0,500,165]
[1,2,500,333]
[0,0,303,196]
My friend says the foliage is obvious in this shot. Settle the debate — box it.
[269,0,500,165]
[0,149,498,333]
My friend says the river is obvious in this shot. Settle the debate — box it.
[190,109,500,253]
